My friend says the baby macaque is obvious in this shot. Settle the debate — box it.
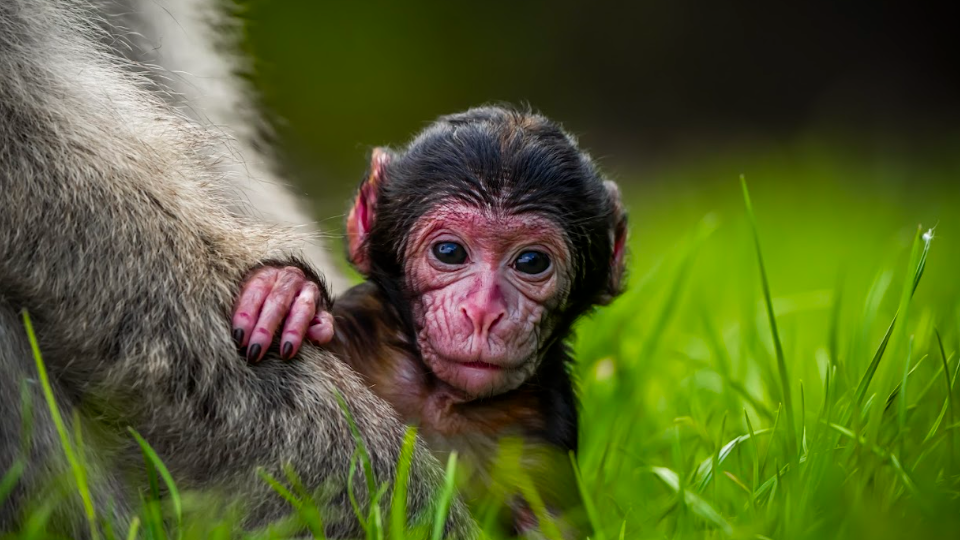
[231,106,627,537]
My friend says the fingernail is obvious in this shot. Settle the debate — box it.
[232,328,244,346]
[247,343,262,362]
[281,342,293,359]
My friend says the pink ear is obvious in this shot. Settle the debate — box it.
[347,148,391,274]
[612,222,627,269]
[601,180,628,304]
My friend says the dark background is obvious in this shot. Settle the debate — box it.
[239,0,960,203]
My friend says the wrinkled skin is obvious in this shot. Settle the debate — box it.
[404,203,571,397]
[232,202,572,398]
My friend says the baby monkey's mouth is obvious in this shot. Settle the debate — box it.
[457,360,503,370]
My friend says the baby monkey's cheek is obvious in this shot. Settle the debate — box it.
[412,291,456,346]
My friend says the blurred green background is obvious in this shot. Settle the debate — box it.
[238,0,960,298]
[237,2,960,538]
[237,0,960,295]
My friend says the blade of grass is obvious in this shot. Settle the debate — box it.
[853,227,930,408]
[828,271,844,368]
[825,423,918,494]
[125,517,140,540]
[258,467,327,539]
[430,452,459,540]
[912,432,949,471]
[516,471,564,540]
[389,427,418,540]
[347,449,369,534]
[800,381,807,458]
[0,459,25,507]
[570,451,606,540]
[649,467,732,536]
[714,412,727,503]
[935,328,955,464]
[855,328,893,413]
[283,464,327,539]
[334,390,378,509]
[257,467,301,509]
[741,176,797,458]
[760,403,782,476]
[21,310,99,540]
[912,227,933,294]
[20,496,59,540]
[885,353,927,412]
[694,428,772,491]
[99,502,118,540]
[819,362,833,426]
[745,410,760,499]
[139,488,164,540]
[912,357,948,408]
[370,484,388,540]
[723,471,752,496]
[850,270,893,394]
[898,336,914,452]
[128,428,182,539]
[19,379,34,456]
[701,310,774,421]
[922,374,953,443]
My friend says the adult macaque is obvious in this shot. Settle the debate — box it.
[234,106,628,536]
[0,0,475,536]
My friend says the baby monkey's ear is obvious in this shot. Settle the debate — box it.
[599,180,628,305]
[347,148,393,275]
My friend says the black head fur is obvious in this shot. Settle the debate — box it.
[363,105,624,344]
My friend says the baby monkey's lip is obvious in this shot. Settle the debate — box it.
[456,360,504,370]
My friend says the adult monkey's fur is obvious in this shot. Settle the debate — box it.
[99,0,350,294]
[0,0,475,537]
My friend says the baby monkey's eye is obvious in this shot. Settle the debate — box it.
[514,251,551,275]
[432,242,468,265]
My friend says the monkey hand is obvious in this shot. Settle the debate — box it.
[232,265,335,362]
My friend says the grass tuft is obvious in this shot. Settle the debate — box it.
[741,176,798,459]
[21,310,100,540]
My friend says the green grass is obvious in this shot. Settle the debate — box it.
[570,146,960,538]
[5,144,960,538]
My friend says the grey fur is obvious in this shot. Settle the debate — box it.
[0,0,474,536]
[98,0,351,294]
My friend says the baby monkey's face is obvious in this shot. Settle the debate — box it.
[405,202,571,399]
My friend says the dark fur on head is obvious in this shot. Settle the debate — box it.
[365,105,627,339]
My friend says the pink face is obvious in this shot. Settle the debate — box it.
[404,202,572,399]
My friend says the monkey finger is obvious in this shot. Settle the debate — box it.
[305,311,335,345]
[232,267,280,349]
[278,282,321,359]
[247,267,305,362]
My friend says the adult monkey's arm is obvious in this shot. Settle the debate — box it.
[100,0,351,294]
[0,0,474,537]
